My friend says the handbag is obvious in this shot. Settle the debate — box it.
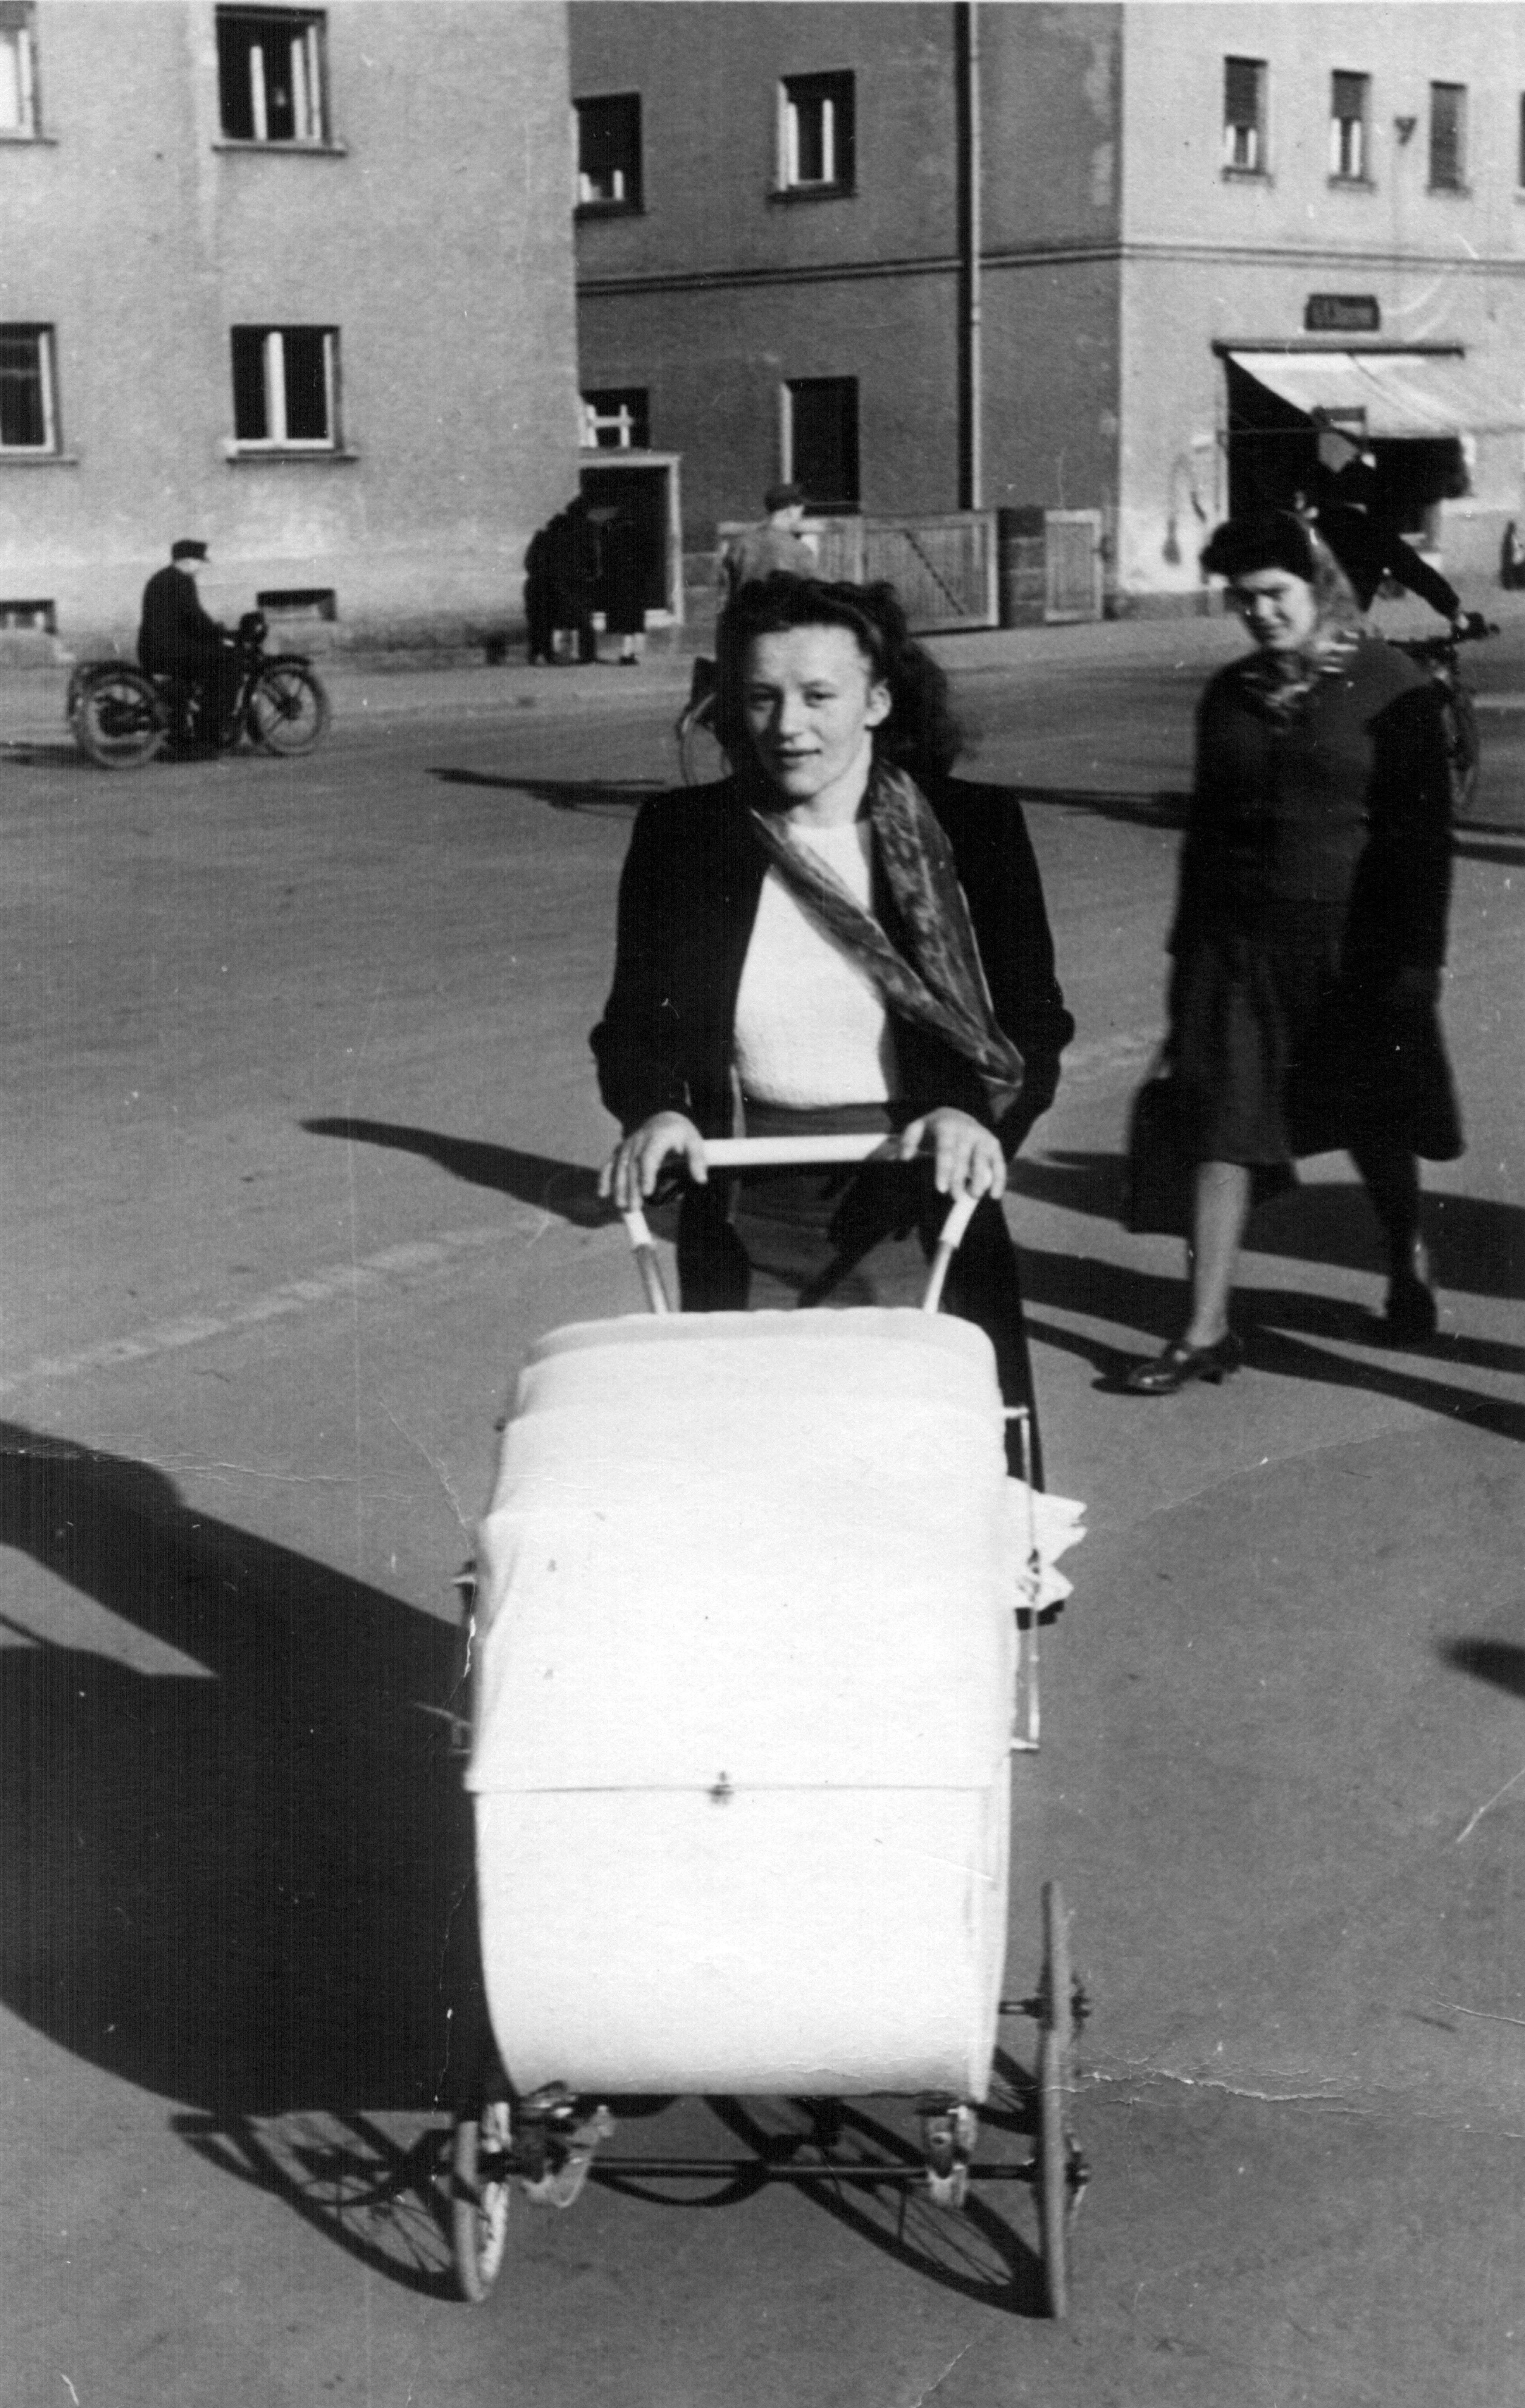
[1122,1066,1195,1238]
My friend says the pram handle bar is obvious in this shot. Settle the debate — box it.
[619,1133,980,1317]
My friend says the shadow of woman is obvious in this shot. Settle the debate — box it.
[301,1116,610,1228]
[0,1424,475,2120]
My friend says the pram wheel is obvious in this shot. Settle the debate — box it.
[1037,1880,1078,2319]
[451,2100,512,2303]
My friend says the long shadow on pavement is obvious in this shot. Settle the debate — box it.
[429,765,650,814]
[0,1424,471,2118]
[301,1117,608,1226]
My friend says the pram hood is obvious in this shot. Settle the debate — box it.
[468,1308,1019,1795]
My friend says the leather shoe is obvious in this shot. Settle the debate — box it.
[1123,1331,1244,1395]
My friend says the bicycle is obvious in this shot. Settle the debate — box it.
[1387,615,1495,820]
[68,610,330,771]
[673,654,728,786]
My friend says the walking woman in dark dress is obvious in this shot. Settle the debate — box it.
[1124,512,1462,1395]
[593,574,1074,1479]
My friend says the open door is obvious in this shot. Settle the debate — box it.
[578,454,683,626]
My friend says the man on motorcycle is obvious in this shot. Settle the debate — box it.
[1303,419,1487,639]
[138,539,240,743]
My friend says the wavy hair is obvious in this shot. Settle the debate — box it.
[713,573,965,780]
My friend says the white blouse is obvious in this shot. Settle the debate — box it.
[732,819,900,1108]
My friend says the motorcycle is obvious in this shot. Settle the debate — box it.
[68,611,330,770]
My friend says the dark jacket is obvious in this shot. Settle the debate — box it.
[591,774,1074,1154]
[1171,636,1453,980]
[138,564,228,672]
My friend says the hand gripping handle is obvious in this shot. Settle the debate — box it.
[619,1134,981,1317]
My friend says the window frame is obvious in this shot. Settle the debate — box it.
[1222,55,1268,177]
[575,91,643,215]
[0,323,57,454]
[1329,69,1370,184]
[1428,80,1467,193]
[230,325,339,451]
[0,2,39,140]
[580,388,650,451]
[777,70,856,198]
[215,6,328,147]
[782,375,860,514]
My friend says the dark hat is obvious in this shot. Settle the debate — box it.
[764,482,806,514]
[1199,511,1317,583]
[170,538,209,562]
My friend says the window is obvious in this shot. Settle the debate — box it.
[1222,56,1266,173]
[575,93,641,212]
[1429,82,1466,189]
[780,71,855,193]
[258,586,336,619]
[217,8,326,143]
[0,325,55,451]
[581,388,649,450]
[0,3,38,137]
[785,377,859,512]
[1330,71,1369,180]
[231,326,337,447]
[0,598,53,630]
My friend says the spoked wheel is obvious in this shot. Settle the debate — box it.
[250,661,331,757]
[72,667,167,769]
[1037,1880,1077,2319]
[676,700,728,788]
[451,2100,513,2304]
[1444,682,1480,819]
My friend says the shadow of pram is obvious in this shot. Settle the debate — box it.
[589,2052,1052,2319]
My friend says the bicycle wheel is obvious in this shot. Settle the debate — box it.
[450,2100,513,2304]
[1037,1880,1074,2319]
[677,701,728,787]
[72,667,167,769]
[1444,682,1480,819]
[249,662,331,757]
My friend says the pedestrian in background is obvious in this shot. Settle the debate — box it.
[721,482,818,603]
[1122,511,1461,1395]
[600,504,648,666]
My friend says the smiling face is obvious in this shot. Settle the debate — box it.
[741,623,892,822]
[1230,567,1320,654]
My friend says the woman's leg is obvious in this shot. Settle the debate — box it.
[1183,1160,1253,1347]
[1349,1137,1435,1335]
[1124,1159,1250,1392]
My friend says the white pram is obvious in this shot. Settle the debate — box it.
[451,1137,1086,2314]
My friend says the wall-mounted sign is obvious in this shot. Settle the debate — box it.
[1305,294,1381,334]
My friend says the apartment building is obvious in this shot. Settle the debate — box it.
[0,0,580,657]
[570,2,1525,616]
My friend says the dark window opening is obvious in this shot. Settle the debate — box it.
[217,7,325,141]
[582,387,650,449]
[231,325,336,446]
[0,323,52,448]
[1223,56,1266,172]
[1330,71,1369,179]
[577,93,641,212]
[781,71,855,191]
[0,597,54,630]
[787,377,859,512]
[1429,82,1466,189]
[257,587,336,618]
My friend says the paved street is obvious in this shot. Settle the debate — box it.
[3,632,1523,2408]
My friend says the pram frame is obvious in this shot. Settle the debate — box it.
[450,1136,1084,2315]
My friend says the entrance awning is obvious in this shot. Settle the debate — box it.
[1227,349,1525,439]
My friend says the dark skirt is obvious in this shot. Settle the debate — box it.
[675,1101,1045,1485]
[1172,906,1463,1167]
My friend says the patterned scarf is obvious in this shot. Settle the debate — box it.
[744,759,1026,1128]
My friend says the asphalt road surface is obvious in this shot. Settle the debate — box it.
[4,646,1523,2408]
